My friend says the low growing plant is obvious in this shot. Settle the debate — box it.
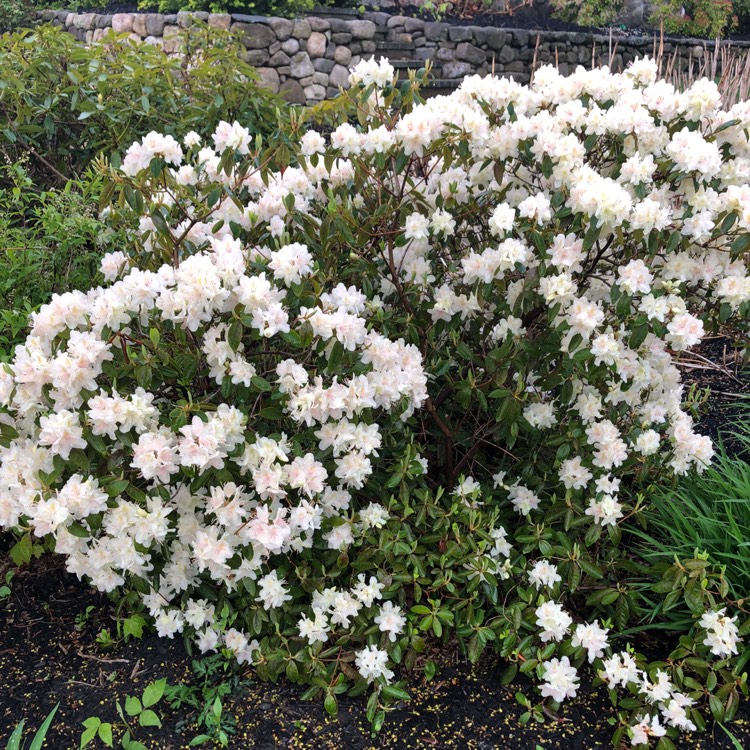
[6,704,59,750]
[80,679,166,750]
[632,415,750,601]
[0,163,110,359]
[165,655,244,747]
[4,57,750,747]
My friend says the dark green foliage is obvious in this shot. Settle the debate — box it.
[0,23,285,190]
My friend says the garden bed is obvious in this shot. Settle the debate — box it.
[2,547,750,749]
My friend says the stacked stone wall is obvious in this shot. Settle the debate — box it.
[35,8,750,105]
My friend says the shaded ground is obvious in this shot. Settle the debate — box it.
[2,549,750,750]
[681,334,750,456]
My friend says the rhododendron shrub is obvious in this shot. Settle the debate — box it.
[3,58,750,743]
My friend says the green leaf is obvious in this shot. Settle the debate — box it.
[107,479,130,497]
[324,693,338,716]
[98,723,113,747]
[142,678,166,708]
[123,615,145,640]
[80,720,99,750]
[125,695,142,716]
[227,319,243,352]
[66,522,90,539]
[251,375,272,392]
[730,233,750,254]
[29,704,59,750]
[9,533,32,566]
[258,406,284,420]
[381,685,410,702]
[7,720,25,750]
[139,709,161,728]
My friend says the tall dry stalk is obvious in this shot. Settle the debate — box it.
[653,27,750,105]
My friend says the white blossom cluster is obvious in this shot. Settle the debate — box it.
[226,56,750,537]
[0,124,429,682]
[530,562,740,744]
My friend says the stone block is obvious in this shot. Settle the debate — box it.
[423,21,449,39]
[334,45,352,66]
[307,31,327,58]
[386,15,408,28]
[329,62,349,88]
[499,45,515,63]
[132,14,147,36]
[290,51,314,78]
[331,32,352,44]
[349,19,376,39]
[256,67,280,93]
[96,15,112,29]
[268,16,293,40]
[443,61,472,78]
[312,71,329,86]
[456,42,486,65]
[231,14,267,22]
[292,19,311,39]
[304,83,327,100]
[269,50,290,66]
[281,37,299,55]
[177,11,208,28]
[484,27,506,50]
[404,18,424,33]
[145,14,164,37]
[448,27,473,42]
[313,57,335,73]
[308,17,330,32]
[111,13,133,33]
[208,13,231,30]
[235,22,276,49]
[279,79,306,104]
[245,49,270,66]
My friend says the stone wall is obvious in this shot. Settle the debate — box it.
[35,8,750,105]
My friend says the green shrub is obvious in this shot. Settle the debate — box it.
[138,0,322,15]
[0,23,286,190]
[549,0,624,28]
[0,162,114,358]
[0,0,32,34]
[649,0,737,38]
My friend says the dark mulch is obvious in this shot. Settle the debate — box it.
[2,545,750,750]
[680,334,750,456]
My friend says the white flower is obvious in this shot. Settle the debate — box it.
[355,645,394,683]
[529,560,561,589]
[571,621,609,663]
[601,651,639,688]
[699,608,741,658]
[256,571,292,610]
[535,600,572,642]
[540,656,579,702]
[630,715,667,746]
[374,601,406,642]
